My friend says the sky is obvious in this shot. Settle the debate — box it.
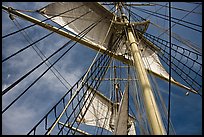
[2,2,202,135]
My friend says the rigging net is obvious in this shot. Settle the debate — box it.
[2,2,202,135]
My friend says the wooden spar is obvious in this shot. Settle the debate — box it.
[127,28,166,134]
[2,5,131,66]
[2,3,200,135]
[2,5,197,95]
[117,3,166,134]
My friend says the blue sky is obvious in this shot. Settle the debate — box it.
[2,2,202,135]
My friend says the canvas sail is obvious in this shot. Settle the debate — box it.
[39,2,114,48]
[77,87,136,135]
[40,2,197,93]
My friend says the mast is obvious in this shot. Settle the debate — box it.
[116,2,166,135]
[2,5,198,94]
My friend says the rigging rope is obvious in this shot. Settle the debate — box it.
[185,2,202,5]
[63,56,111,135]
[59,23,123,134]
[46,50,111,135]
[64,31,124,135]
[127,11,202,93]
[167,3,172,134]
[28,52,104,134]
[135,5,202,27]
[123,5,146,22]
[27,5,118,134]
[12,17,72,90]
[132,6,202,33]
[2,4,85,39]
[150,22,202,54]
[155,3,202,54]
[27,21,115,135]
[145,3,168,20]
[2,13,102,114]
[93,16,117,134]
[2,10,92,95]
[132,24,175,134]
[141,32,202,95]
[151,2,202,15]
[2,10,92,63]
[133,5,202,28]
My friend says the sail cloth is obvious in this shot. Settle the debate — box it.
[39,2,114,48]
[77,87,136,135]
[39,2,193,92]
[139,40,172,81]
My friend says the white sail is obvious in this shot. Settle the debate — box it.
[40,2,198,94]
[40,2,173,84]
[40,2,114,47]
[139,40,172,81]
[77,87,136,135]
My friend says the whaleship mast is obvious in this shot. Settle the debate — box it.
[2,2,202,135]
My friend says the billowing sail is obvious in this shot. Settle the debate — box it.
[77,87,136,135]
[139,40,172,81]
[40,2,114,48]
[40,2,197,93]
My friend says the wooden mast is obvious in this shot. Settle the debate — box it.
[2,5,198,95]
[116,2,166,135]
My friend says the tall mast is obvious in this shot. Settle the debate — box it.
[115,2,166,135]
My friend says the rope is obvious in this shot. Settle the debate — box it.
[123,5,146,22]
[2,10,92,63]
[63,24,125,135]
[2,4,85,39]
[2,10,92,96]
[13,18,72,90]
[150,21,202,54]
[151,2,202,15]
[66,31,124,135]
[135,5,202,28]
[167,3,172,134]
[44,13,115,134]
[132,6,202,33]
[59,54,111,135]
[2,13,101,114]
[142,32,202,95]
[27,51,107,134]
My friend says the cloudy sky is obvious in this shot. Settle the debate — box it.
[2,2,202,135]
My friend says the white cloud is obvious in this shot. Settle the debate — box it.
[2,84,8,91]
[2,2,87,134]
[2,2,202,135]
[2,103,38,135]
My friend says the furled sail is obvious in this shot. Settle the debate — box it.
[40,2,197,93]
[77,87,136,135]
